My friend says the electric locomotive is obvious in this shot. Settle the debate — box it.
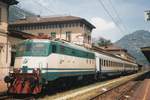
[4,39,96,94]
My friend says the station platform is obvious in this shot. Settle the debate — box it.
[131,79,150,100]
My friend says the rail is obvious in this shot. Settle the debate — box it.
[44,70,149,100]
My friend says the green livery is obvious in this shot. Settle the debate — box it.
[16,40,95,59]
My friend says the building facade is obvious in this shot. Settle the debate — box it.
[0,0,18,92]
[100,45,136,63]
[0,0,18,69]
[9,16,95,47]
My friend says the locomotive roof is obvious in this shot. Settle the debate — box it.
[52,40,94,54]
[23,39,94,54]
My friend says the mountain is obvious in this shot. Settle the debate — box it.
[9,6,36,23]
[116,30,150,65]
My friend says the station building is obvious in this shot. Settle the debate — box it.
[0,0,18,92]
[99,44,136,63]
[0,0,36,92]
[0,0,18,72]
[8,16,95,48]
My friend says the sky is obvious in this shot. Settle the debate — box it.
[16,0,150,42]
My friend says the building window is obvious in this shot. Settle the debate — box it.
[88,35,91,44]
[48,24,51,28]
[72,23,75,27]
[65,24,68,27]
[80,23,83,27]
[66,31,71,42]
[75,23,79,27]
[51,32,56,39]
[61,24,64,28]
[69,23,71,27]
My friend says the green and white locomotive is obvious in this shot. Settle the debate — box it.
[5,39,96,94]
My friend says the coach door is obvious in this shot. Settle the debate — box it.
[99,58,101,72]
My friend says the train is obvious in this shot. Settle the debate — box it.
[4,39,139,94]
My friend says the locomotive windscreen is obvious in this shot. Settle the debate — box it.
[16,42,50,57]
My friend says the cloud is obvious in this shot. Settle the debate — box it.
[90,17,124,42]
[91,17,115,31]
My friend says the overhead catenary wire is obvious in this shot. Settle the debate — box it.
[31,0,56,15]
[108,0,130,34]
[97,0,126,34]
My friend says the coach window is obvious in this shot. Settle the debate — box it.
[101,59,103,66]
[111,61,112,67]
[104,60,106,67]
[103,60,105,66]
[106,60,108,67]
[99,59,101,66]
[107,61,109,67]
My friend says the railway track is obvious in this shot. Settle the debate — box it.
[0,93,13,100]
[43,70,149,100]
[0,71,148,100]
[0,93,36,100]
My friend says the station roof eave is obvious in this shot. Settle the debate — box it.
[141,47,150,63]
[1,0,18,5]
[8,30,36,39]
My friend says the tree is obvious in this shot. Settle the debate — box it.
[92,37,112,46]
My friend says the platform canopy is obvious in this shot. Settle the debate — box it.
[1,0,18,5]
[141,47,150,63]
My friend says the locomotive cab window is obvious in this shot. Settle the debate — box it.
[52,44,57,53]
[16,42,50,56]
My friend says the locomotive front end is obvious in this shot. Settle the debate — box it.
[4,39,50,94]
